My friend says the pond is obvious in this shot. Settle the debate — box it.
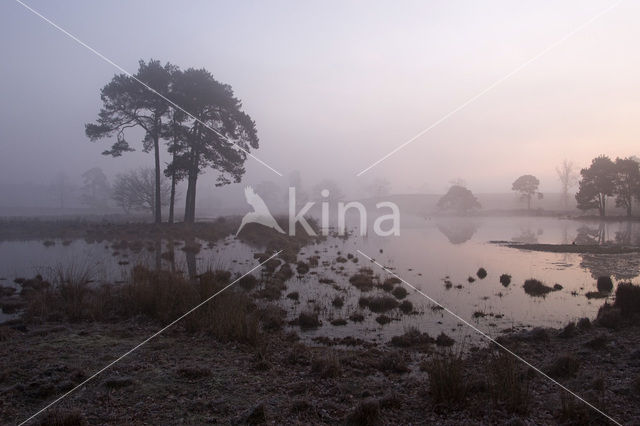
[1,216,638,345]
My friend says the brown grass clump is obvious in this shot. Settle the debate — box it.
[547,353,580,379]
[389,327,432,350]
[311,351,342,378]
[487,351,530,414]
[349,273,375,292]
[359,295,398,313]
[425,350,467,406]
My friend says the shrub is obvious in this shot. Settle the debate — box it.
[477,268,487,279]
[499,274,511,287]
[375,315,392,325]
[332,295,344,308]
[435,332,454,347]
[523,279,554,297]
[349,312,365,322]
[596,304,621,329]
[596,276,613,293]
[360,296,399,313]
[298,311,321,329]
[613,282,640,318]
[391,286,408,300]
[390,327,432,349]
[399,300,413,314]
[349,273,375,291]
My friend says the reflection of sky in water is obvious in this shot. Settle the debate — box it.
[1,217,639,344]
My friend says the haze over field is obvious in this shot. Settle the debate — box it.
[2,0,640,212]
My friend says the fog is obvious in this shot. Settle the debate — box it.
[1,0,639,214]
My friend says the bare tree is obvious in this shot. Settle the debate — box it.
[112,168,171,218]
[556,159,577,209]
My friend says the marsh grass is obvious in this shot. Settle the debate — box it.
[425,349,467,407]
[487,351,530,414]
[25,264,259,345]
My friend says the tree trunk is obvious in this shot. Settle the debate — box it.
[527,195,531,210]
[184,172,198,223]
[183,148,199,224]
[627,204,632,217]
[153,131,162,224]
[169,171,176,224]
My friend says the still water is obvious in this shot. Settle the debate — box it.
[1,216,638,344]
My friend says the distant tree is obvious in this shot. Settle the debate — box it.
[80,167,110,209]
[313,179,345,202]
[365,177,391,198]
[556,159,578,208]
[86,59,176,224]
[575,155,616,216]
[512,175,543,210]
[436,185,481,214]
[112,168,171,218]
[613,157,640,217]
[167,68,259,223]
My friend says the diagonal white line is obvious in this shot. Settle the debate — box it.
[19,250,282,426]
[356,249,621,425]
[13,0,283,177]
[356,1,623,176]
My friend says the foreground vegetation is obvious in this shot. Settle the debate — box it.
[1,248,640,424]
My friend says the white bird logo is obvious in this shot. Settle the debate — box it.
[236,186,286,236]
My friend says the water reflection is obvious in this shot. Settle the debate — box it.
[580,253,640,280]
[436,220,478,244]
[512,228,542,244]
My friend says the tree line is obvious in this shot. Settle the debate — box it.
[437,155,640,217]
[576,155,640,217]
[85,59,259,224]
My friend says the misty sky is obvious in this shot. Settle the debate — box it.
[1,0,638,199]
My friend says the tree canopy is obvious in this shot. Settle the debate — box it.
[436,185,481,214]
[86,60,259,224]
[575,155,616,216]
[613,157,640,217]
[512,175,542,210]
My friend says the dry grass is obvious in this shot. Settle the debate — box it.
[425,349,467,407]
[487,351,530,414]
[25,265,259,345]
